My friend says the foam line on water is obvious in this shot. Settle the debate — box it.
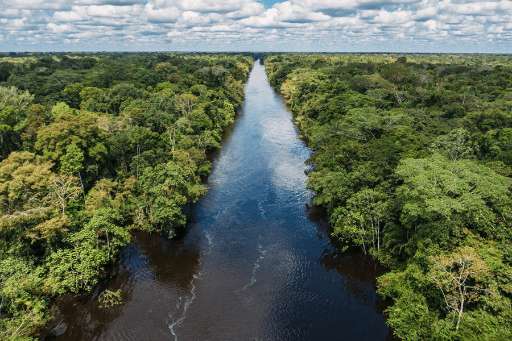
[168,272,201,341]
[205,231,214,255]
[168,231,215,340]
[239,243,267,292]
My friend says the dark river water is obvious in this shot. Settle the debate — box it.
[48,61,390,341]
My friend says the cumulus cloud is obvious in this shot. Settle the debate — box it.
[0,0,511,52]
[240,2,330,28]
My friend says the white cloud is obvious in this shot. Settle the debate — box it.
[414,6,437,21]
[47,22,74,33]
[1,0,70,10]
[372,9,412,24]
[0,0,511,52]
[144,3,180,22]
[86,4,142,17]
[226,2,265,19]
[53,9,86,22]
[240,2,329,28]
[177,0,257,13]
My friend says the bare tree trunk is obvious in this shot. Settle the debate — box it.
[78,171,85,201]
[456,296,464,331]
[106,230,110,258]
[376,218,380,252]
[136,144,140,178]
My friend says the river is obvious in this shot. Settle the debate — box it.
[48,60,390,341]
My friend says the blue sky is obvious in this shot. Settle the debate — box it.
[262,0,282,6]
[0,0,511,53]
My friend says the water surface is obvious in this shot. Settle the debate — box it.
[50,61,389,341]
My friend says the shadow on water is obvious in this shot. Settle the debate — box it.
[46,60,391,341]
[307,199,394,340]
[45,232,202,340]
[308,204,386,286]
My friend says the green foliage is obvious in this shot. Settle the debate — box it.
[332,188,390,254]
[430,128,479,160]
[0,257,48,340]
[267,54,512,340]
[98,289,123,309]
[394,156,511,255]
[0,87,34,158]
[0,151,74,245]
[0,53,252,338]
[136,157,206,237]
[45,208,130,295]
[60,143,84,176]
[379,241,512,340]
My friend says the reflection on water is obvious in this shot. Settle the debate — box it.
[47,61,390,341]
[48,232,201,340]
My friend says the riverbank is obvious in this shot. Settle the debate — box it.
[48,60,389,341]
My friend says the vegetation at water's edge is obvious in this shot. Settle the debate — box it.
[0,53,252,339]
[265,54,512,340]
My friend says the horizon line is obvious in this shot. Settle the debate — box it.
[1,51,511,55]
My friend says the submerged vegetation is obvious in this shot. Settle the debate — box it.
[266,54,512,340]
[0,53,251,339]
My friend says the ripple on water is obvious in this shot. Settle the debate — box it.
[50,60,389,341]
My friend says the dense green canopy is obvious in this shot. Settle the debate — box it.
[266,54,512,340]
[0,53,252,339]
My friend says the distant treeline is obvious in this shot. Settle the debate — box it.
[0,53,252,339]
[266,54,512,340]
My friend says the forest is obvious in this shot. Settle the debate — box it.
[1,51,511,340]
[0,53,252,339]
[266,54,512,340]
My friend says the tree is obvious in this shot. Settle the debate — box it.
[137,158,206,236]
[45,228,110,295]
[79,86,109,113]
[176,93,197,116]
[332,189,390,254]
[308,170,352,211]
[395,155,512,255]
[60,143,85,194]
[430,128,479,160]
[0,257,47,340]
[62,83,83,108]
[35,105,110,185]
[0,152,80,246]
[266,54,512,340]
[0,62,14,82]
[49,174,81,215]
[0,86,34,158]
[0,152,57,243]
[45,209,129,295]
[0,53,254,338]
[84,208,130,258]
[107,82,143,114]
[482,128,512,165]
[429,246,490,331]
